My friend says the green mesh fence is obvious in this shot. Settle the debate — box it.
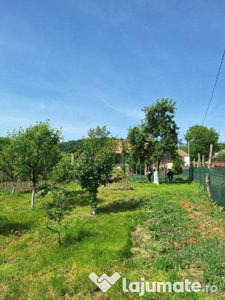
[183,167,225,207]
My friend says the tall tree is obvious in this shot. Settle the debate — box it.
[127,126,147,178]
[0,137,19,193]
[142,98,179,184]
[184,124,219,161]
[9,120,62,208]
[75,126,116,215]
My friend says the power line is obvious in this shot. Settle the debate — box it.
[202,50,225,125]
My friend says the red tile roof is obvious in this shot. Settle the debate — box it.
[178,149,189,157]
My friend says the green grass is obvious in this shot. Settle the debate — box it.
[0,176,224,299]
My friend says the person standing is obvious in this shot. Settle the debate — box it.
[167,169,174,182]
[145,170,153,182]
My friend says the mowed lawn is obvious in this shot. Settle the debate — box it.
[0,176,224,300]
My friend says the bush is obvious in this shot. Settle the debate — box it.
[101,168,133,190]
[216,151,225,161]
[172,153,184,174]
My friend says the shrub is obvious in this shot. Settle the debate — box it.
[101,168,133,190]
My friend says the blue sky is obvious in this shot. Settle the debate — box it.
[0,0,225,142]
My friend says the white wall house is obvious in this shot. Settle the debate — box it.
[178,149,190,166]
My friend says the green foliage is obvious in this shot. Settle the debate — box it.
[36,183,58,198]
[59,139,83,153]
[127,126,147,169]
[0,137,10,151]
[0,137,19,193]
[50,153,75,185]
[44,189,71,245]
[172,152,184,174]
[184,124,219,160]
[120,139,129,172]
[216,142,225,152]
[8,120,62,208]
[216,151,225,161]
[75,126,116,215]
[142,98,179,170]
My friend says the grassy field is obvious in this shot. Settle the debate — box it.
[0,176,224,299]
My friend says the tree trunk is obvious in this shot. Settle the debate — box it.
[164,162,166,183]
[153,160,160,185]
[90,192,97,215]
[153,171,159,185]
[12,181,16,194]
[197,153,201,168]
[31,187,35,209]
[140,165,142,181]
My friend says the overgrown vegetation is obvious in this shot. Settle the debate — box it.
[216,151,225,161]
[172,152,184,174]
[100,168,133,191]
[0,176,224,299]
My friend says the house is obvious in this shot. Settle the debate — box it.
[114,140,130,167]
[114,140,189,171]
[212,149,225,169]
[178,149,190,166]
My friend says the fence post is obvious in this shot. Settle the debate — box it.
[202,155,205,167]
[205,173,211,199]
[208,144,213,169]
[193,159,196,167]
[197,153,201,168]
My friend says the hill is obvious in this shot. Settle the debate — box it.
[59,139,83,153]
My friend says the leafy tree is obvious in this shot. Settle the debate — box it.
[0,137,10,151]
[172,152,184,174]
[75,126,116,215]
[216,142,225,152]
[127,126,147,178]
[184,124,219,161]
[0,138,20,193]
[44,189,71,245]
[216,151,225,161]
[37,153,76,198]
[142,98,179,184]
[119,139,129,173]
[9,120,62,209]
[50,153,75,185]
